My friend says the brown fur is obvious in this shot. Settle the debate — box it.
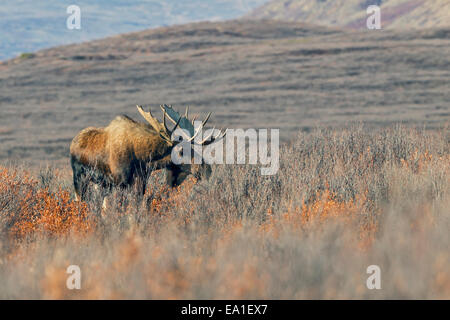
[70,115,180,200]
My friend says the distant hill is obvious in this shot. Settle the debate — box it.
[0,0,269,60]
[1,20,449,166]
[246,0,450,30]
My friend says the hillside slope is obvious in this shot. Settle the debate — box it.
[247,0,450,30]
[0,20,449,167]
[0,0,269,60]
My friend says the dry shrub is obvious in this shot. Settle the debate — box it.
[0,167,93,242]
[0,125,449,299]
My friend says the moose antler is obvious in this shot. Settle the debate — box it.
[160,104,226,145]
[160,104,194,140]
[187,110,227,145]
[137,105,163,132]
[162,108,182,137]
[137,105,181,142]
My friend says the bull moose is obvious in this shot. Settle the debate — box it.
[70,104,226,202]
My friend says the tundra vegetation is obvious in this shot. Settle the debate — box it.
[0,125,449,299]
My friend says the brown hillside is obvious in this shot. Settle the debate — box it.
[247,0,450,30]
[0,20,449,167]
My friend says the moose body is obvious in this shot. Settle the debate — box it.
[70,105,225,202]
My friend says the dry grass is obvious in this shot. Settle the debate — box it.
[0,125,449,299]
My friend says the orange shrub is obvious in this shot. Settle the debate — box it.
[0,166,93,241]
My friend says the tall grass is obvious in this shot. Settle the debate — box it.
[0,125,448,299]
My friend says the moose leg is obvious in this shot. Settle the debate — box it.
[100,181,114,215]
[131,160,148,196]
[166,164,181,187]
[71,156,87,201]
